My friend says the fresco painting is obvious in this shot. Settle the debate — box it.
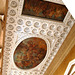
[22,0,68,21]
[14,37,47,69]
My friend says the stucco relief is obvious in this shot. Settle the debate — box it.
[2,0,75,75]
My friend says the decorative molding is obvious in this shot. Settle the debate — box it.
[64,59,75,75]
[2,0,75,75]
[44,24,75,75]
[44,0,64,5]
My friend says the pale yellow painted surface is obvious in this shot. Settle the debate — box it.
[0,0,6,75]
[0,0,6,14]
[0,30,3,47]
[53,45,75,75]
[0,0,6,47]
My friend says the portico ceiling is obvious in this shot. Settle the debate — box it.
[0,0,75,75]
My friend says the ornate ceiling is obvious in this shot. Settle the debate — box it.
[2,0,75,75]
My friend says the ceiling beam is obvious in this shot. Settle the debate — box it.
[44,24,75,75]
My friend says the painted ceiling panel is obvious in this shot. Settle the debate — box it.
[2,0,75,75]
[22,0,68,21]
[14,37,47,69]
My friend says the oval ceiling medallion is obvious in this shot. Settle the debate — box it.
[14,37,47,69]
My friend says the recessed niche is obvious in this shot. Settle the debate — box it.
[14,37,47,69]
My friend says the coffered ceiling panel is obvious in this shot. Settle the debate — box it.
[2,0,75,75]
